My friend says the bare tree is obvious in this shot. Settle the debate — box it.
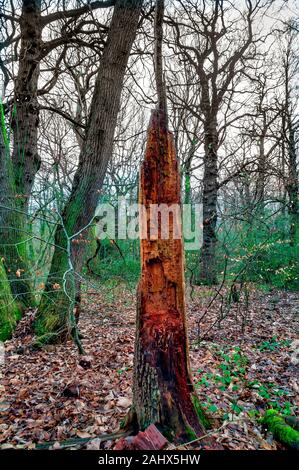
[35,0,143,344]
[0,0,115,308]
[166,0,271,284]
[279,24,299,246]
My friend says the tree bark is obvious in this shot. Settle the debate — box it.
[282,31,298,246]
[0,100,33,308]
[0,104,22,338]
[0,1,42,308]
[133,109,210,443]
[11,0,42,209]
[199,119,218,285]
[255,113,267,212]
[286,115,298,246]
[35,0,142,342]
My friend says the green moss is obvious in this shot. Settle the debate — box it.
[185,424,197,441]
[0,99,9,147]
[84,224,98,262]
[191,393,211,429]
[161,426,175,442]
[35,294,69,341]
[0,259,21,341]
[262,409,299,450]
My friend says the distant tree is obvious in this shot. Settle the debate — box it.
[279,24,298,245]
[166,0,269,284]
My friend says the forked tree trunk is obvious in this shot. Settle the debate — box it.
[35,0,142,342]
[133,109,210,443]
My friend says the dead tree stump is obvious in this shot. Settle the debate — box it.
[132,108,215,445]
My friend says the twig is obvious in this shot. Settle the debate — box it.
[35,430,131,450]
[175,423,226,449]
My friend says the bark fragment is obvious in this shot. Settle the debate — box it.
[114,424,168,450]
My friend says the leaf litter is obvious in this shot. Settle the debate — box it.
[0,284,298,450]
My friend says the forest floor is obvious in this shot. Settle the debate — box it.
[0,283,298,450]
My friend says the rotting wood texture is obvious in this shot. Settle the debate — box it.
[133,108,218,446]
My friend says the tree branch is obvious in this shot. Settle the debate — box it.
[41,0,115,27]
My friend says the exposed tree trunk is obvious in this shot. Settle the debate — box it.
[132,109,211,443]
[35,0,142,342]
[199,119,218,285]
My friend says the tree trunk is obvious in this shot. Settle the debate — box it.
[35,0,142,342]
[199,119,218,285]
[255,124,266,212]
[0,1,42,309]
[287,116,298,246]
[133,109,210,443]
[12,0,42,208]
[0,105,22,338]
[0,101,33,308]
